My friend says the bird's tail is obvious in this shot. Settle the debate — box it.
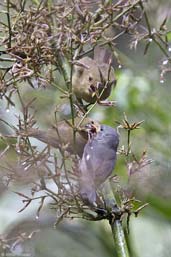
[18,128,60,148]
[79,182,97,206]
[94,46,112,64]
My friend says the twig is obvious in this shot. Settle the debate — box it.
[6,0,12,48]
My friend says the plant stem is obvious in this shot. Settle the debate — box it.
[6,0,12,48]
[107,181,130,257]
[110,219,130,257]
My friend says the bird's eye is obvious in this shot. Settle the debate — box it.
[89,76,93,82]
[100,128,103,131]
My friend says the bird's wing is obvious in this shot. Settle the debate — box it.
[80,140,116,186]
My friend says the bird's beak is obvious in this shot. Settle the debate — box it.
[85,121,101,134]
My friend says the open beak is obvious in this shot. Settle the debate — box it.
[85,121,101,134]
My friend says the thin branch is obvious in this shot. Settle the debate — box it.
[6,0,12,48]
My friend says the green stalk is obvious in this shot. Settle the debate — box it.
[110,219,130,257]
[104,181,130,257]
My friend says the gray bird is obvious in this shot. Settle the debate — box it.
[79,124,119,206]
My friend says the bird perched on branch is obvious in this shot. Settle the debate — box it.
[79,123,119,206]
[19,117,99,157]
[72,47,116,106]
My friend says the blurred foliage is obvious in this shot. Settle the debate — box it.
[0,0,171,256]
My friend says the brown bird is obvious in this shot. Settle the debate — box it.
[72,47,116,106]
[20,117,99,157]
